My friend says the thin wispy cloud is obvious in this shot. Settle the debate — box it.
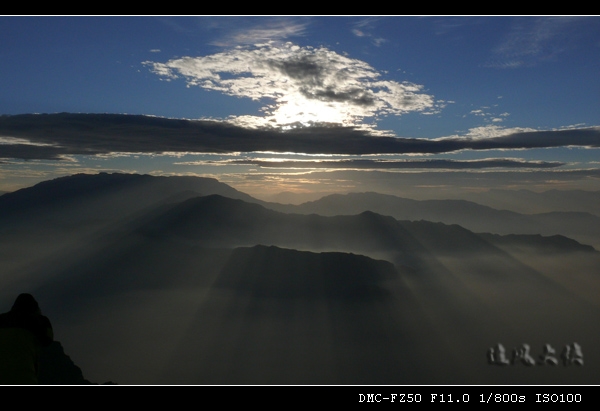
[430,16,485,36]
[351,17,387,47]
[213,19,309,47]
[485,16,587,68]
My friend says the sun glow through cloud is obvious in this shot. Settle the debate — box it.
[144,42,437,131]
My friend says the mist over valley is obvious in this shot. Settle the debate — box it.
[0,173,598,384]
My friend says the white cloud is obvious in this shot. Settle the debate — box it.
[444,125,538,141]
[0,136,54,146]
[145,42,436,130]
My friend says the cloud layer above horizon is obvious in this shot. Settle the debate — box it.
[0,113,599,166]
[1,16,599,194]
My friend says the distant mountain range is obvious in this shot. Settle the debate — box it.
[1,172,597,249]
[452,188,600,215]
[266,191,600,249]
[0,172,598,384]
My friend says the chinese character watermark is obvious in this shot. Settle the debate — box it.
[488,343,583,366]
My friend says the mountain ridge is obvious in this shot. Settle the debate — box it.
[267,190,600,248]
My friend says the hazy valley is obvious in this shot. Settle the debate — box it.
[0,173,598,384]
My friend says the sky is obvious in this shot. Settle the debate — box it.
[1,16,599,200]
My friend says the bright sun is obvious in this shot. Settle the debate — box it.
[272,97,351,127]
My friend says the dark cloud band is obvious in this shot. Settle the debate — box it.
[0,113,598,160]
[228,158,565,170]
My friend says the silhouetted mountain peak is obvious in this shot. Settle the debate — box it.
[0,173,259,231]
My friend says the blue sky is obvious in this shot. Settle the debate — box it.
[1,16,599,199]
